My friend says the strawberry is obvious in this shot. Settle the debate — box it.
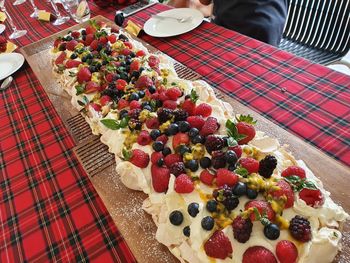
[100,95,111,106]
[164,154,182,167]
[172,133,190,150]
[129,60,140,73]
[65,60,81,69]
[156,134,168,145]
[242,246,277,263]
[200,170,215,186]
[107,34,117,44]
[269,180,294,208]
[99,36,108,44]
[90,39,99,50]
[85,34,95,45]
[175,174,194,193]
[163,100,177,110]
[55,51,66,65]
[236,122,256,145]
[105,73,115,83]
[77,67,92,84]
[195,103,212,117]
[187,116,205,130]
[299,188,324,207]
[116,79,128,91]
[66,40,79,51]
[130,100,141,110]
[85,25,96,35]
[281,166,306,179]
[90,103,101,112]
[182,99,196,116]
[145,117,160,129]
[135,75,153,89]
[124,149,149,168]
[122,48,132,56]
[124,41,133,49]
[151,164,170,192]
[136,50,146,57]
[148,55,160,68]
[151,152,163,164]
[137,130,152,146]
[216,169,239,187]
[228,145,242,159]
[239,158,259,174]
[200,117,219,136]
[71,31,80,39]
[53,38,62,48]
[245,200,275,221]
[276,240,298,263]
[85,81,99,93]
[204,230,233,259]
[165,87,182,100]
[117,99,129,109]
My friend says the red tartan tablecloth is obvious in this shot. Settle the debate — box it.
[0,1,349,262]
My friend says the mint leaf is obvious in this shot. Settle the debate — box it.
[75,84,84,95]
[227,137,238,147]
[69,71,76,77]
[303,181,318,190]
[235,167,249,177]
[122,148,132,161]
[190,89,199,103]
[77,100,86,107]
[100,117,129,130]
[119,116,130,128]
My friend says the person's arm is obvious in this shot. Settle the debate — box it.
[199,0,212,5]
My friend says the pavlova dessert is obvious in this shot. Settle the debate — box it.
[50,20,348,263]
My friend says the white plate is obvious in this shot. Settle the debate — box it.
[0,24,5,34]
[0,53,25,81]
[144,8,204,37]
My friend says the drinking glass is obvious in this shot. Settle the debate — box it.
[29,0,38,18]
[0,0,27,39]
[13,0,25,5]
[61,0,90,23]
[48,0,70,25]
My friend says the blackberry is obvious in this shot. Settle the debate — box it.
[157,108,173,123]
[258,155,277,178]
[101,88,122,101]
[205,135,225,153]
[169,162,186,177]
[232,216,253,243]
[213,185,239,211]
[222,195,239,211]
[174,109,188,122]
[128,109,141,120]
[211,151,226,169]
[128,119,142,131]
[289,216,312,242]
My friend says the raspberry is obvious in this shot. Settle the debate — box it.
[136,50,146,57]
[90,39,99,50]
[175,174,194,193]
[117,99,129,110]
[164,154,182,167]
[276,240,298,263]
[129,60,140,73]
[129,100,141,110]
[128,149,150,168]
[116,79,127,91]
[269,180,294,208]
[204,230,233,259]
[182,99,196,116]
[156,134,168,145]
[236,122,256,145]
[71,31,80,38]
[211,151,226,169]
[245,200,275,221]
[187,116,205,130]
[157,108,173,123]
[151,152,163,164]
[200,170,215,186]
[66,40,78,51]
[216,169,239,187]
[107,34,117,44]
[128,109,141,119]
[258,155,277,178]
[151,164,170,192]
[239,158,259,174]
[165,87,182,100]
[174,109,188,122]
[281,166,306,179]
[77,67,92,84]
[169,162,186,177]
[148,55,160,68]
[145,117,160,129]
[242,246,277,263]
[232,216,253,243]
[299,188,324,207]
[172,133,190,150]
[159,92,169,102]
[200,117,219,136]
[205,135,225,153]
[137,130,152,146]
[163,100,177,110]
[135,75,153,89]
[289,215,312,242]
[100,95,111,106]
[195,103,212,117]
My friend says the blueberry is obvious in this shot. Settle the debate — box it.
[200,157,211,169]
[81,29,86,35]
[183,226,190,237]
[169,210,183,225]
[192,135,204,144]
[119,109,128,119]
[187,202,200,217]
[201,216,215,230]
[157,158,164,167]
[188,128,199,138]
[139,67,145,73]
[184,95,191,100]
[81,56,87,62]
[222,136,229,146]
[86,53,93,59]
[162,147,171,156]
[264,223,280,240]
[228,164,236,171]
[70,53,78,59]
[150,130,161,140]
[225,150,238,165]
[232,182,247,196]
[153,141,164,152]
[167,123,179,135]
[178,121,190,132]
[155,99,162,107]
[148,85,156,94]
[129,93,139,101]
[206,200,217,212]
[89,66,96,73]
[186,160,199,172]
[138,90,145,98]
[97,44,103,52]
[246,188,258,199]
[143,105,152,112]
[178,145,190,156]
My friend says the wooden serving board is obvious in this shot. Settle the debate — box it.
[20,15,350,263]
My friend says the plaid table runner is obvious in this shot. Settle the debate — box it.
[0,1,349,262]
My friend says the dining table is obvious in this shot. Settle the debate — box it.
[0,1,349,263]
